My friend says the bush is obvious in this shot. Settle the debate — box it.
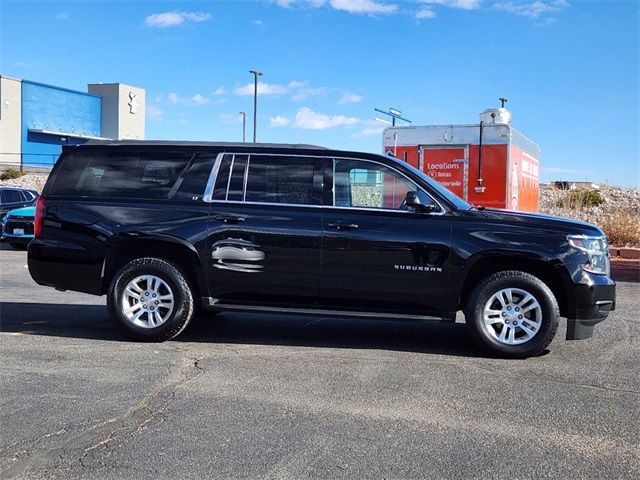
[0,167,24,180]
[598,211,640,247]
[557,189,604,209]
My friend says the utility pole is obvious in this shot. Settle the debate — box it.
[249,70,263,142]
[239,112,246,142]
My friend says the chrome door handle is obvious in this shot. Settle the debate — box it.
[215,215,246,224]
[327,222,359,230]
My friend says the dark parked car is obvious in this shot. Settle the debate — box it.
[0,186,39,216]
[28,142,615,358]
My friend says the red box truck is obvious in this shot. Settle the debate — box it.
[382,108,540,212]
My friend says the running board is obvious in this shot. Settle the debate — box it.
[201,297,455,323]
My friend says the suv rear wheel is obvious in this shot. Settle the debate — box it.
[465,271,559,358]
[107,257,194,341]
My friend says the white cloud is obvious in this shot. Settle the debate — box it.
[233,82,290,96]
[213,87,226,95]
[534,16,556,27]
[294,107,360,130]
[493,0,568,19]
[189,94,210,106]
[415,7,437,19]
[144,11,212,28]
[167,92,179,104]
[56,11,70,20]
[166,92,210,106]
[147,105,163,120]
[274,0,397,15]
[420,0,481,10]
[329,0,397,15]
[270,115,291,127]
[16,61,29,68]
[338,92,363,104]
[251,19,265,26]
[292,86,328,101]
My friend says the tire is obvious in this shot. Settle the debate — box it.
[465,271,559,358]
[9,242,27,250]
[107,257,194,342]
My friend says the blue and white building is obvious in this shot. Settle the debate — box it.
[0,76,145,168]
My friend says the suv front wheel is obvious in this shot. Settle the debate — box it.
[107,257,195,341]
[465,271,559,358]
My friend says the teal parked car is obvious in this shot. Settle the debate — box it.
[1,206,35,250]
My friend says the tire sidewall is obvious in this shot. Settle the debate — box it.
[467,272,559,357]
[108,258,193,341]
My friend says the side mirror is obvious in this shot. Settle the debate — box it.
[405,191,438,214]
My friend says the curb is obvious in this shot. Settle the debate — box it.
[610,247,640,260]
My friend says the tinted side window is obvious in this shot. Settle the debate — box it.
[333,159,417,210]
[245,156,318,205]
[50,150,192,199]
[212,155,232,201]
[227,155,248,201]
[173,154,217,201]
[3,190,22,203]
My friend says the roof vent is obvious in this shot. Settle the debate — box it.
[480,107,512,125]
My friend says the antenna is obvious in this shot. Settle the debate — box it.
[374,107,411,127]
[499,97,508,108]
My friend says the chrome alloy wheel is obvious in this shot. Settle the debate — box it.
[482,288,542,345]
[121,275,175,329]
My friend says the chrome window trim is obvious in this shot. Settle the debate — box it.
[208,199,446,216]
[225,154,235,201]
[242,155,250,202]
[203,152,225,203]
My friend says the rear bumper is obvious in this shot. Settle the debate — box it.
[28,238,103,295]
[1,234,33,244]
[565,272,615,340]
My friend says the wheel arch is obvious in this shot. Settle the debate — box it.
[458,253,570,317]
[102,235,206,298]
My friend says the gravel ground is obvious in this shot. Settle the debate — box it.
[0,173,49,192]
[1,246,639,479]
[539,186,640,222]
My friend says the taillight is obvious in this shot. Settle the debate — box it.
[34,196,45,238]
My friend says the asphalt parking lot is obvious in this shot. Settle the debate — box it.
[1,245,638,480]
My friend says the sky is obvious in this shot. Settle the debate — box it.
[1,0,638,186]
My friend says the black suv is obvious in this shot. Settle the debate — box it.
[28,142,615,357]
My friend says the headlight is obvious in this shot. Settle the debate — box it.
[567,235,610,275]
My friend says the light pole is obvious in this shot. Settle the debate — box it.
[239,111,246,142]
[249,69,262,142]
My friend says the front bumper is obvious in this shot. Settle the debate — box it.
[2,234,34,245]
[565,270,615,340]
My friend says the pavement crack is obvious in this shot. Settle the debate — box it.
[0,353,206,479]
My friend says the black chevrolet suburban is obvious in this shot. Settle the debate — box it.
[28,141,616,357]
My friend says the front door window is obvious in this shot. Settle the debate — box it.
[333,159,420,210]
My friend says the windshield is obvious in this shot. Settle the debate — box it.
[389,156,472,210]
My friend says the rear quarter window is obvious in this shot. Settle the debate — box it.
[49,149,194,199]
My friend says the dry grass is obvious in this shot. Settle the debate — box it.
[0,167,24,180]
[556,188,604,209]
[597,210,640,247]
